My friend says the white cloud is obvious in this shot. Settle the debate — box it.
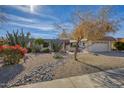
[9,5,59,21]
[3,9,58,31]
[6,13,34,23]
[8,21,56,31]
[31,33,58,39]
[7,21,74,33]
[3,6,74,35]
[62,22,74,29]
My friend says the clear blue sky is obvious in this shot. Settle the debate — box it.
[0,5,124,39]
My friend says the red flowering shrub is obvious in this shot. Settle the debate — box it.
[0,45,27,65]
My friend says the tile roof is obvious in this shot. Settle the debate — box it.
[98,36,116,41]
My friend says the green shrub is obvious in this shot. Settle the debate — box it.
[71,44,76,47]
[32,44,42,53]
[34,38,44,45]
[43,42,49,47]
[54,55,63,59]
[42,48,50,53]
[51,41,62,52]
[114,42,124,50]
[53,53,63,59]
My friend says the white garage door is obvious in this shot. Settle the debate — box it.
[88,42,110,52]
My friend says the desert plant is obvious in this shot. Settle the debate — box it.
[43,42,49,47]
[31,42,42,53]
[53,52,64,59]
[51,41,62,52]
[34,38,44,45]
[2,29,31,48]
[30,38,46,53]
[0,45,27,65]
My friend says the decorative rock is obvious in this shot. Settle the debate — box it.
[7,54,68,87]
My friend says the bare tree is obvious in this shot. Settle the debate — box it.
[73,6,122,60]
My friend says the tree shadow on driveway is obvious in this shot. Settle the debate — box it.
[76,59,124,87]
[77,59,104,72]
[89,68,124,88]
[0,64,24,87]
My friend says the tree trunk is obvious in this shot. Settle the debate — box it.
[63,42,66,53]
[74,41,79,61]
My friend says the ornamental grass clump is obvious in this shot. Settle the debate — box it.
[0,45,27,65]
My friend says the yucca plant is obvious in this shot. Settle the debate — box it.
[2,29,31,48]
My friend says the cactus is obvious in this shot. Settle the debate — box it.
[2,29,31,48]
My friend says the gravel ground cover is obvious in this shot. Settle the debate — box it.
[0,52,124,87]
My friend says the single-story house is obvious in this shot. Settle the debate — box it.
[69,36,116,52]
[36,37,116,53]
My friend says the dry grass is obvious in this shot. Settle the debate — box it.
[54,53,124,79]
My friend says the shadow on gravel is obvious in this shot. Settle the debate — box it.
[0,64,24,87]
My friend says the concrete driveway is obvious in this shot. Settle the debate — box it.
[94,51,124,57]
[17,68,124,88]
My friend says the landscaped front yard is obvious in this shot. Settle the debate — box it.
[54,52,124,79]
[0,52,124,87]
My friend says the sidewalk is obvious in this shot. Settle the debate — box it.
[17,68,124,88]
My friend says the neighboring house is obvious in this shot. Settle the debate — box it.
[117,38,124,43]
[69,36,116,52]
